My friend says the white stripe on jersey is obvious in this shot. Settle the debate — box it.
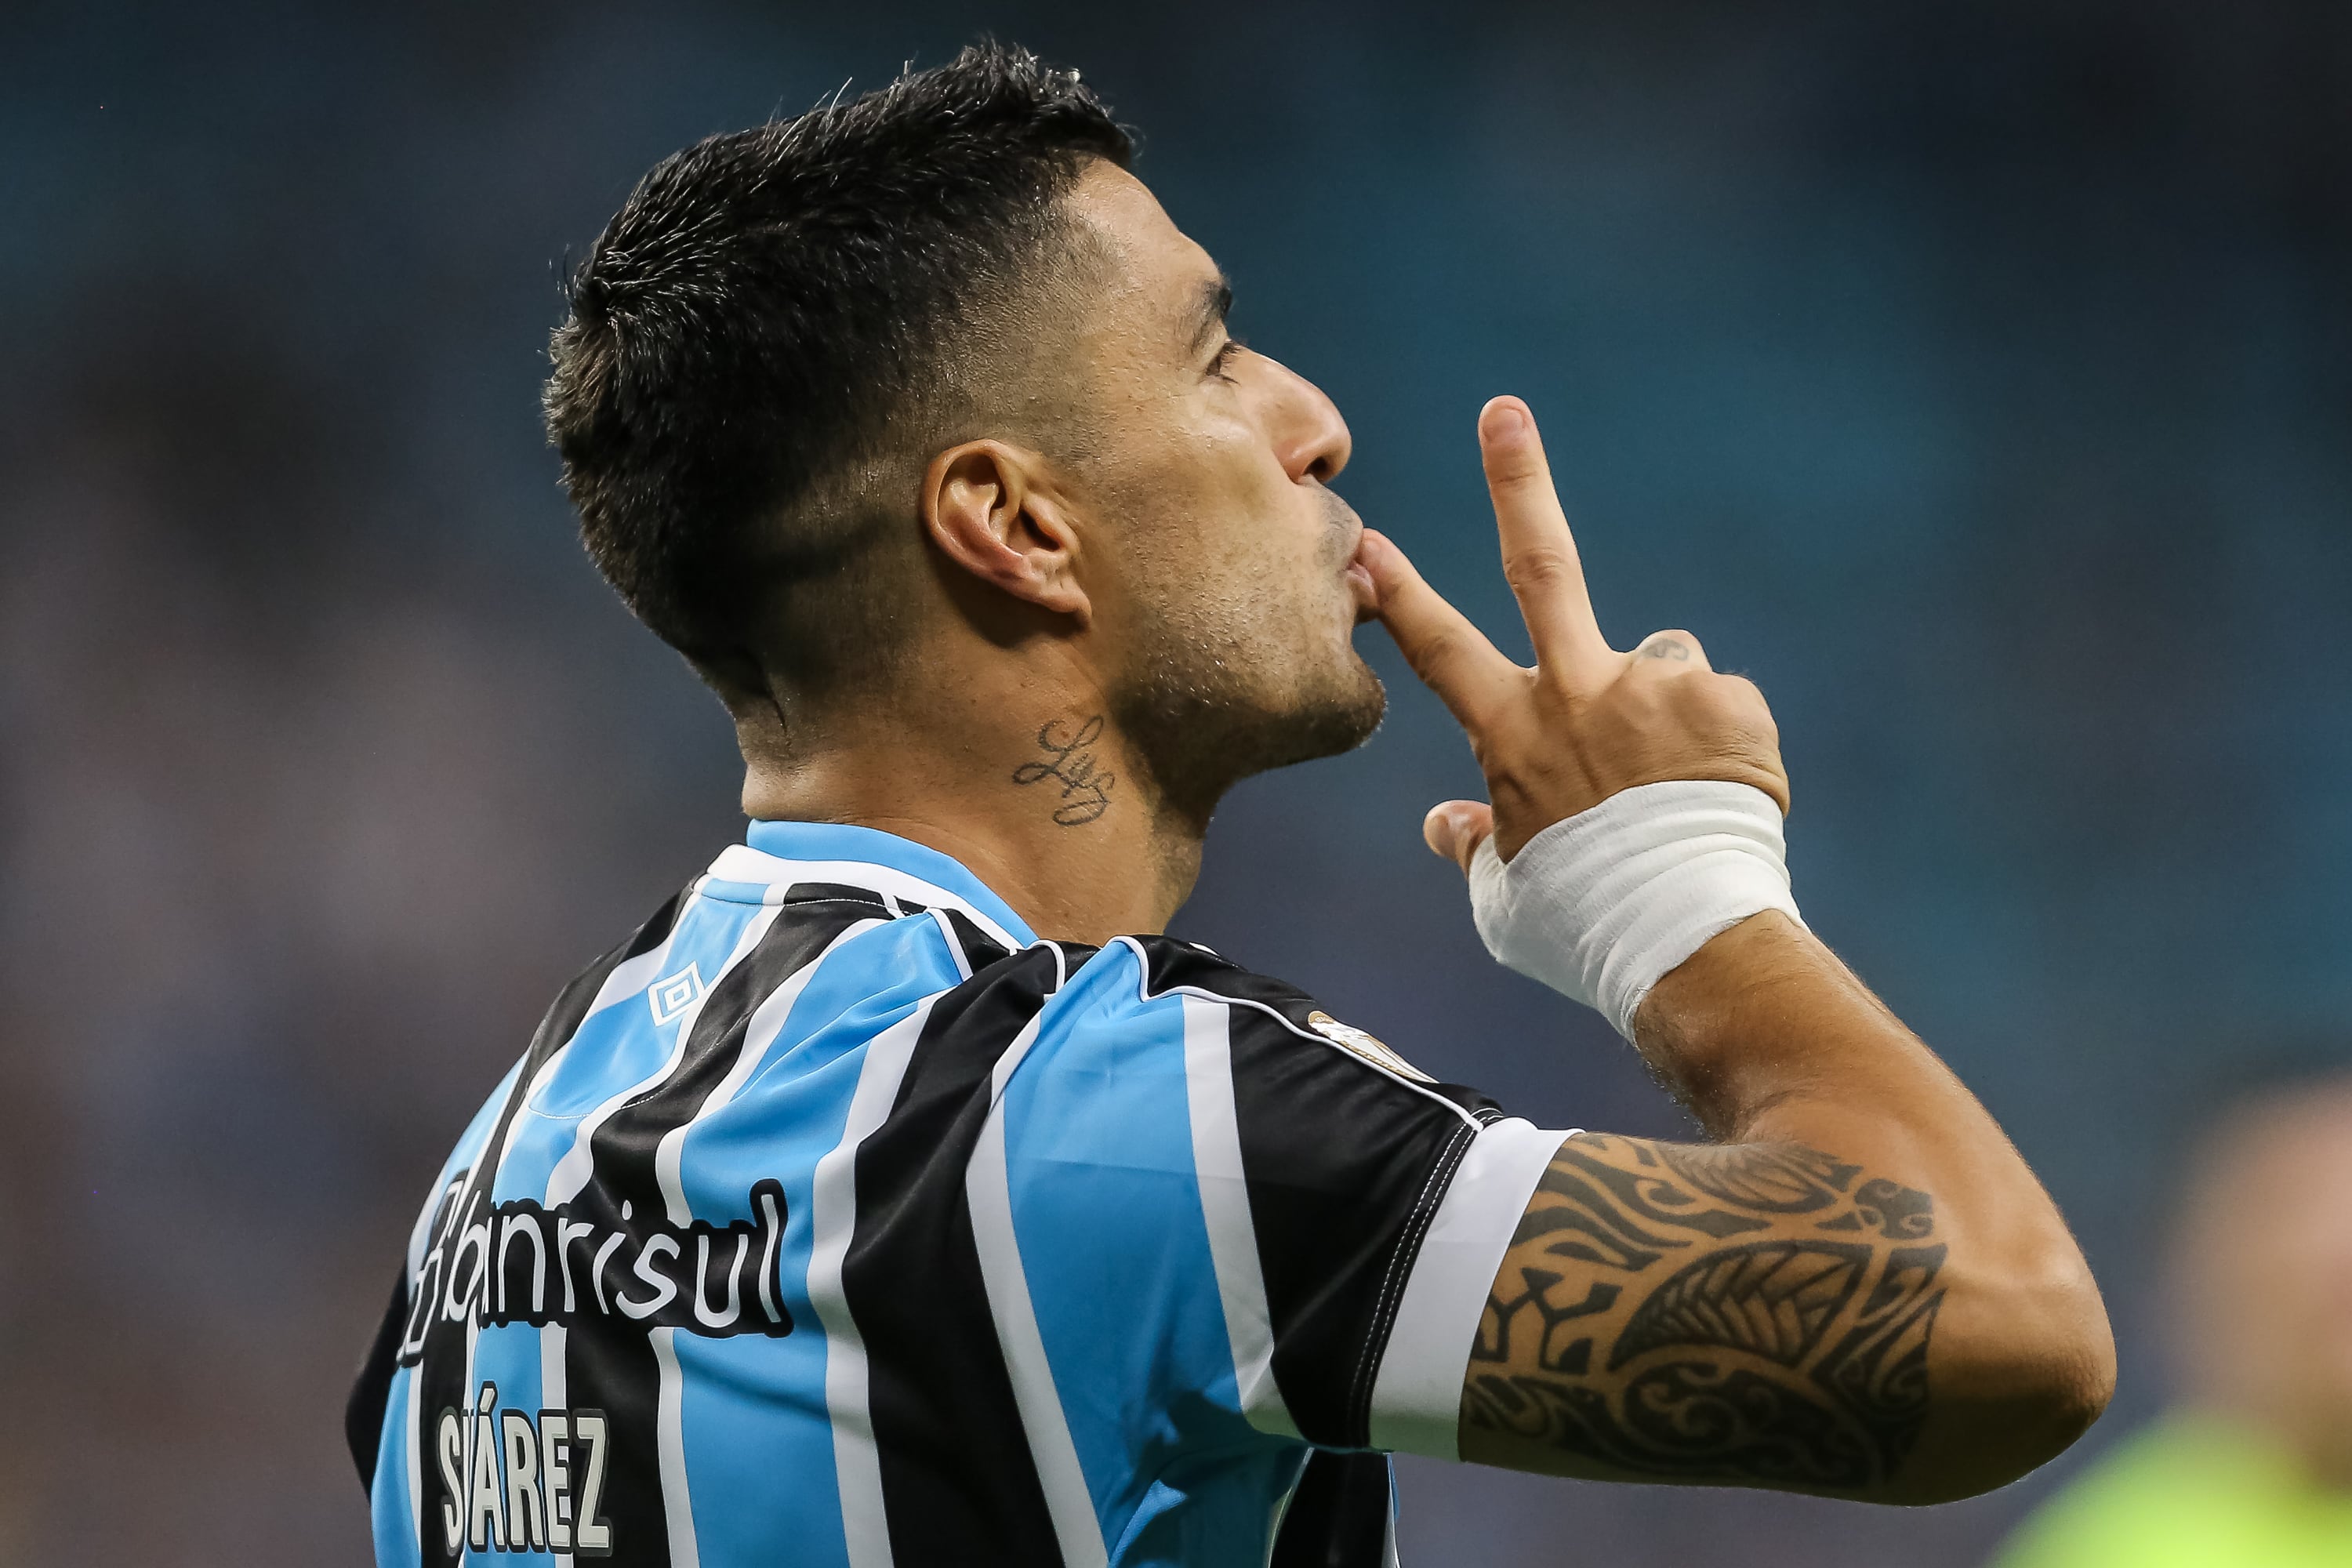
[1178,993,1298,1439]
[966,1004,1111,1568]
[1367,1116,1570,1458]
[1112,935,1489,1133]
[521,895,778,1566]
[546,900,782,1207]
[403,1372,423,1565]
[808,993,949,1568]
[702,847,1024,951]
[932,907,976,982]
[652,1326,701,1567]
[583,916,688,1022]
[655,917,885,1225]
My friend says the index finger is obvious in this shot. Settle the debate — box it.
[1479,397,1617,680]
[1361,528,1521,731]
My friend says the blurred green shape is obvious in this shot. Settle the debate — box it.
[1995,1415,2352,1568]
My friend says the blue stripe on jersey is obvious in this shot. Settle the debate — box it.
[369,1370,422,1568]
[665,911,973,1566]
[459,891,773,1560]
[1112,1447,1313,1566]
[999,942,1293,1565]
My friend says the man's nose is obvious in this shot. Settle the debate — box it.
[1261,355,1352,485]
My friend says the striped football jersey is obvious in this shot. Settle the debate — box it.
[350,820,1571,1566]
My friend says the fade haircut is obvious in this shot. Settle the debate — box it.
[545,43,1131,698]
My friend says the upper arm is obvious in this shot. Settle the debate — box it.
[1457,1131,1949,1497]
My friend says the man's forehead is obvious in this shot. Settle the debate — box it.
[1064,161,1224,333]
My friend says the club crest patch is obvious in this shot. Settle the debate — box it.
[1305,1010,1436,1083]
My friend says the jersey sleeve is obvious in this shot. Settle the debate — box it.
[1130,937,1571,1461]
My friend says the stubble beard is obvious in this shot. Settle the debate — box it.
[1109,594,1387,833]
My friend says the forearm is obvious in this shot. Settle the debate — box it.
[1374,398,2110,1498]
[1639,912,1992,1149]
[1635,910,2116,1500]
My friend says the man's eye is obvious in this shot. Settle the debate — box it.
[1209,339,1243,382]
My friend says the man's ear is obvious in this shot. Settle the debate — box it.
[920,441,1092,626]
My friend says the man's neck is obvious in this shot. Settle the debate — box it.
[735,668,1207,946]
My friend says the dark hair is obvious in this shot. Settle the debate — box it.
[544,42,1131,693]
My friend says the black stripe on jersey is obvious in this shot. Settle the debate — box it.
[1131,939,1495,1126]
[842,942,1080,1566]
[347,1266,412,1490]
[561,888,887,1567]
[1134,938,1494,1449]
[376,887,685,1559]
[589,887,888,1187]
[1270,1452,1393,1568]
[562,1322,663,1564]
[935,906,1012,978]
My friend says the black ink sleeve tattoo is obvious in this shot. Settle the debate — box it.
[1463,1135,1944,1491]
[1011,716,1116,826]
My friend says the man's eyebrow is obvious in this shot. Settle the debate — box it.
[1185,275,1234,351]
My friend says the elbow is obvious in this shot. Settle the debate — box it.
[1992,1316,2117,1484]
[2010,1240,2118,1429]
[2044,1281,2120,1443]
[1999,1243,2118,1457]
[1885,1249,2117,1505]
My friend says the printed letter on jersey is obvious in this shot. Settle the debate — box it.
[397,1174,793,1361]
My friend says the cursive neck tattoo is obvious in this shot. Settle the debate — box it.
[1012,715,1116,826]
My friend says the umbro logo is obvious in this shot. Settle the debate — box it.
[648,964,706,1025]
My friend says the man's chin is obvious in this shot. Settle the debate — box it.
[1267,665,1388,770]
[1113,665,1386,821]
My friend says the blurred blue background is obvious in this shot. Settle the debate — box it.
[2,2,2347,1561]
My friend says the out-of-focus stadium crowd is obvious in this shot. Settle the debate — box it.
[2,2,2346,1563]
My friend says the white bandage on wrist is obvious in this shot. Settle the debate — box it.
[1466,779,1802,1040]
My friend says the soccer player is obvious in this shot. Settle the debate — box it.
[349,44,2114,1566]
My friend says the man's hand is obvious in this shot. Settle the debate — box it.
[1362,396,1787,868]
[1362,394,2114,1503]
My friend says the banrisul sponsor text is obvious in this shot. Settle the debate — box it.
[397,1171,793,1359]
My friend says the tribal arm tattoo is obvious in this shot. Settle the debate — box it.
[1460,1134,1945,1493]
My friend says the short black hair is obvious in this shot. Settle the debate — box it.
[545,42,1131,693]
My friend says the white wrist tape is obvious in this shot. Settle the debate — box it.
[1467,779,1802,1040]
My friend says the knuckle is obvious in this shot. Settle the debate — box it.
[1722,677,1780,733]
[1707,670,1766,707]
[1486,453,1546,487]
[1501,548,1573,592]
[1409,631,1461,675]
[1634,628,1706,666]
[1686,676,1770,731]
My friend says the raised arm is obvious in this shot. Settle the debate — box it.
[1364,398,2113,1504]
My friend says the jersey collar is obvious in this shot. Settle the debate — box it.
[723,819,1038,949]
